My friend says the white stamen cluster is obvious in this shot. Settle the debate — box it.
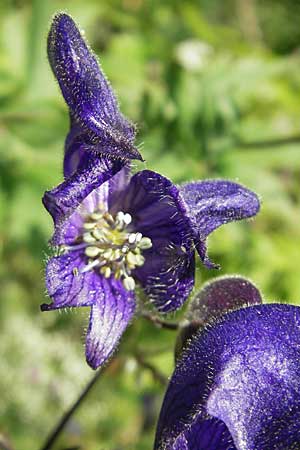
[68,209,152,291]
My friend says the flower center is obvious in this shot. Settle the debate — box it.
[71,209,152,291]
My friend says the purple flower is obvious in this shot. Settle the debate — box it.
[155,277,300,449]
[43,13,260,370]
[42,158,259,369]
[47,13,142,178]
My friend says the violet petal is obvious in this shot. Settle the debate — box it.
[43,155,123,224]
[63,116,88,177]
[85,277,135,369]
[118,170,195,313]
[42,251,100,310]
[50,179,110,247]
[179,180,260,268]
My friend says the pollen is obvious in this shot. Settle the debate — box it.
[66,208,152,291]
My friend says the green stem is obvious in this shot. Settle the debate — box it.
[39,367,105,450]
[141,312,179,330]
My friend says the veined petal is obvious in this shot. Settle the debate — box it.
[179,180,260,268]
[42,251,99,310]
[85,277,135,369]
[117,170,195,313]
[48,13,142,163]
[43,155,123,225]
[51,179,110,246]
[155,304,300,450]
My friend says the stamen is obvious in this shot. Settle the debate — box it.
[100,266,111,278]
[64,243,88,252]
[103,212,114,227]
[128,233,138,244]
[123,213,132,225]
[83,222,96,230]
[83,232,96,243]
[135,232,142,243]
[103,249,113,260]
[85,246,101,257]
[92,228,105,240]
[138,237,152,250]
[91,212,103,221]
[81,259,101,273]
[123,276,135,291]
[66,209,152,290]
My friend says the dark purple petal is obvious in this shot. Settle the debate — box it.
[179,180,260,268]
[63,116,88,178]
[85,277,135,369]
[155,304,300,449]
[172,434,189,450]
[48,13,142,164]
[138,251,195,314]
[107,164,131,209]
[43,155,124,225]
[116,170,195,313]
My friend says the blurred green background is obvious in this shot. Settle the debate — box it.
[2,0,300,448]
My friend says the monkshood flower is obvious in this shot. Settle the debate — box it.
[155,277,300,450]
[41,159,259,369]
[42,13,260,370]
[47,13,142,178]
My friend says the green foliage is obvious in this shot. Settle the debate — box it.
[1,0,300,448]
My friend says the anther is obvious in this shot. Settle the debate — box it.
[92,228,105,240]
[91,212,103,221]
[103,212,114,226]
[85,246,101,258]
[116,211,125,222]
[83,222,96,230]
[78,208,152,289]
[103,249,113,260]
[128,233,138,244]
[123,213,132,225]
[135,232,142,243]
[135,254,145,266]
[126,252,143,267]
[138,237,152,250]
[123,276,135,291]
[83,233,96,243]
[100,266,111,278]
